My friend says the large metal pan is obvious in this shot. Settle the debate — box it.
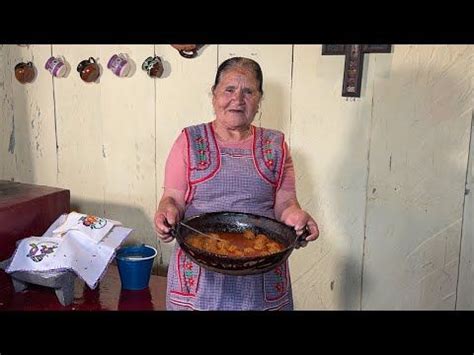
[171,211,308,276]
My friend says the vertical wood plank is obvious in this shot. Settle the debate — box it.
[290,45,372,309]
[98,45,158,266]
[2,45,57,186]
[457,111,474,309]
[53,45,105,216]
[0,45,15,180]
[363,45,473,309]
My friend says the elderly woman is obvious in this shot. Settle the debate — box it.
[154,56,319,310]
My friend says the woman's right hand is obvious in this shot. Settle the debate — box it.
[154,207,180,243]
[154,191,185,243]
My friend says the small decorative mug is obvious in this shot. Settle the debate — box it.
[14,62,35,84]
[107,53,130,77]
[142,56,164,78]
[77,57,100,83]
[45,56,66,77]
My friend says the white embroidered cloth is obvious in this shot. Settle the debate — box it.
[6,213,132,289]
[52,211,121,244]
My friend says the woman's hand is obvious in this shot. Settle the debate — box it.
[154,207,180,243]
[281,208,319,248]
[274,190,320,249]
[154,189,186,243]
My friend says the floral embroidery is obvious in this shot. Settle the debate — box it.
[273,266,284,292]
[254,127,284,187]
[194,136,210,169]
[262,136,274,169]
[264,263,288,301]
[79,215,107,229]
[185,274,195,287]
[184,266,195,287]
[275,282,284,293]
[26,242,58,263]
[172,249,201,297]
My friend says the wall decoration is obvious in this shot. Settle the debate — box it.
[107,53,131,77]
[322,45,392,98]
[14,62,36,84]
[171,44,202,58]
[45,56,67,78]
[77,57,100,83]
[142,56,164,78]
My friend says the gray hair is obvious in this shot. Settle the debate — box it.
[212,57,264,95]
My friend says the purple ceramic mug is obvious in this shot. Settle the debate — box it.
[45,56,66,77]
[107,53,130,77]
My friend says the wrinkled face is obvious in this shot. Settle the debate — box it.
[212,67,262,129]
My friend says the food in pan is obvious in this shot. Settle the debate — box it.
[185,230,285,257]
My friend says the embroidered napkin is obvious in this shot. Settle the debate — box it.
[52,211,122,244]
[6,213,132,289]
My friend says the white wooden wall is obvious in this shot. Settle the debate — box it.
[363,45,473,309]
[0,44,472,309]
[457,114,474,309]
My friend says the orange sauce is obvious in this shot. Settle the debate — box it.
[185,230,285,257]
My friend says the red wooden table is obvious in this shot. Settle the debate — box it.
[0,180,70,261]
[0,264,167,311]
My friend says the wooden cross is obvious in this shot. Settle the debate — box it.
[322,45,392,98]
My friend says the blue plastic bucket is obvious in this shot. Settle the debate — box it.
[116,244,157,290]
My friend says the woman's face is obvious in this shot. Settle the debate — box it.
[212,67,262,130]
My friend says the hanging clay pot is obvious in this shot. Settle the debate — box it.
[171,44,202,59]
[77,57,100,83]
[14,62,35,84]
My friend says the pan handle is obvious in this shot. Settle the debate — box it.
[164,219,177,238]
[295,226,311,248]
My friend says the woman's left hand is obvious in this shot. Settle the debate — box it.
[281,209,320,248]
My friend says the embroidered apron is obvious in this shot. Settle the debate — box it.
[166,123,293,310]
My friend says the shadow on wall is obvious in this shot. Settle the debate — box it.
[0,45,34,183]
[290,148,362,310]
